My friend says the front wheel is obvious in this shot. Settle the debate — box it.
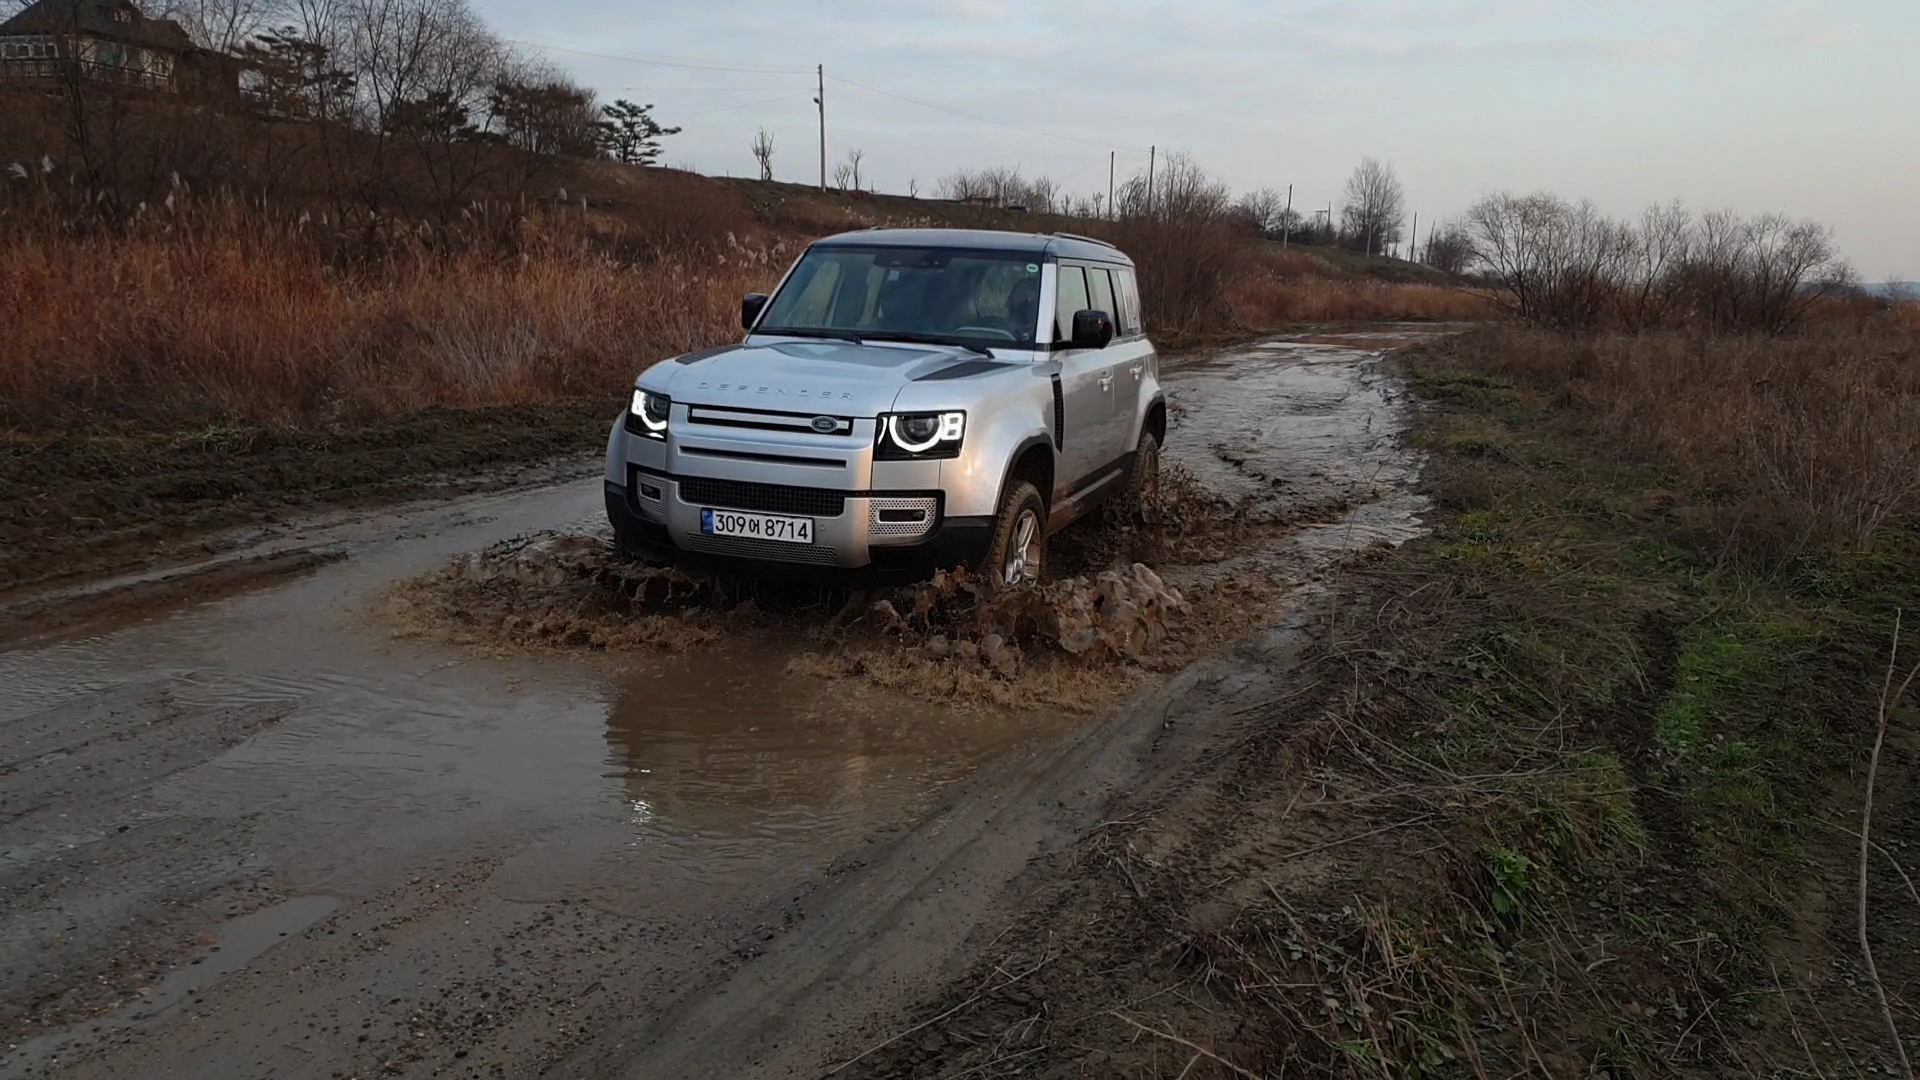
[982,480,1047,588]
[1126,430,1161,522]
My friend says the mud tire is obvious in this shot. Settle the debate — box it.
[981,480,1047,589]
[1126,430,1162,523]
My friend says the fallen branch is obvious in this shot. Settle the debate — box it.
[1110,1010,1262,1080]
[1859,610,1920,1080]
[824,945,1050,1074]
[1275,812,1434,862]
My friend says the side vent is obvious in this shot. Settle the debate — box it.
[1049,373,1065,451]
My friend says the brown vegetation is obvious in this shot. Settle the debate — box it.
[1422,319,1920,557]
[0,147,1472,435]
[0,190,766,429]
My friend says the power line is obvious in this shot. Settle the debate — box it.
[681,92,812,116]
[614,85,811,93]
[507,39,1155,159]
[505,37,814,76]
[826,73,1151,154]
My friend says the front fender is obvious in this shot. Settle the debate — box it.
[941,407,1051,518]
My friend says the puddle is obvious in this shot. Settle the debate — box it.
[1165,334,1428,551]
[597,642,1074,850]
[0,895,341,1079]
[0,330,1443,1068]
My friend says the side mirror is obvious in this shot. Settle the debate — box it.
[1070,309,1115,350]
[741,293,769,330]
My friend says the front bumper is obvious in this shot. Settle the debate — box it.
[605,472,993,581]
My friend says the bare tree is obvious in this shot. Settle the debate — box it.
[161,0,287,51]
[935,165,1059,211]
[1464,191,1636,330]
[832,146,863,191]
[1340,157,1405,255]
[1615,199,1693,329]
[1233,186,1287,237]
[1418,221,1472,276]
[1116,151,1230,223]
[749,126,773,181]
[336,0,505,216]
[1734,213,1843,334]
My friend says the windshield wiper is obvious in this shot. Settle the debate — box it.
[756,326,865,345]
[866,333,998,358]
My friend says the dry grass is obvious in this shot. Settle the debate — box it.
[1894,301,1920,334]
[0,202,774,430]
[1229,273,1493,324]
[0,131,1485,436]
[1417,322,1920,557]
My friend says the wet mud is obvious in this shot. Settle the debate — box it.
[0,329,1435,1079]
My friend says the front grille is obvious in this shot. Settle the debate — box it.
[686,405,855,436]
[681,532,842,566]
[678,477,846,518]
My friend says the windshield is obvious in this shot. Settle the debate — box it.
[756,246,1043,349]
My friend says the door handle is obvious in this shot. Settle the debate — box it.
[1130,364,1144,379]
[1098,375,1113,390]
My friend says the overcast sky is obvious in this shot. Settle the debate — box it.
[473,0,1919,278]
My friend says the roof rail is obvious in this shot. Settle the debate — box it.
[1051,231,1118,250]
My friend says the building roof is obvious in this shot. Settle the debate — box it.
[811,228,1135,266]
[0,0,196,53]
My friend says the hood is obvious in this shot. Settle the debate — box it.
[644,339,996,417]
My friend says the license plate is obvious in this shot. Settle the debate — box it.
[700,508,814,544]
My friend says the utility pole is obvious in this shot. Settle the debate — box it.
[1108,150,1115,221]
[814,64,826,192]
[1146,145,1156,217]
[1282,183,1293,249]
[1408,211,1418,264]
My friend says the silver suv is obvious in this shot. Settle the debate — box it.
[603,228,1165,584]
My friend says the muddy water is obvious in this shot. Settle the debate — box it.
[0,331,1437,1079]
[1165,331,1427,556]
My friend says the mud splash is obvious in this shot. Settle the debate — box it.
[380,461,1287,711]
[379,532,744,653]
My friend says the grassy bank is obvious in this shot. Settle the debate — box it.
[1238,320,1920,1074]
[853,315,1920,1077]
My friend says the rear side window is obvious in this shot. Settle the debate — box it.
[1114,269,1143,336]
[1053,265,1089,343]
[1086,267,1116,325]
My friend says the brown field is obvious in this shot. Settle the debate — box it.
[1423,319,1920,557]
[0,209,765,430]
[0,135,1477,435]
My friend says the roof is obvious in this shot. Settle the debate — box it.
[811,228,1134,266]
[0,0,196,53]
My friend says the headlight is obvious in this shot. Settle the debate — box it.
[876,411,965,460]
[628,389,670,439]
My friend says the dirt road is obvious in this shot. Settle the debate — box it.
[0,331,1432,1079]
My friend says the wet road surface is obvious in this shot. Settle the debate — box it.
[0,331,1435,1078]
